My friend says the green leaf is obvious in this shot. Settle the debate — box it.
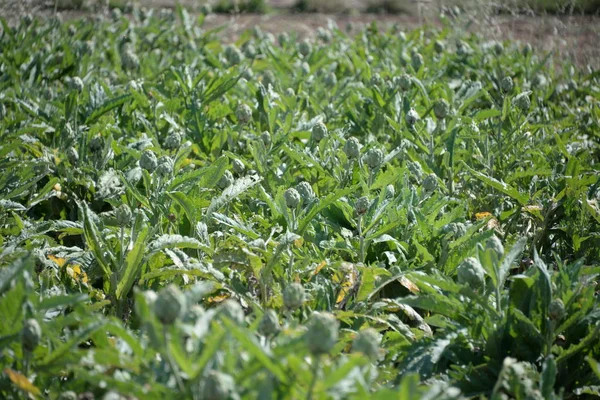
[540,355,557,399]
[462,162,529,205]
[297,187,355,235]
[116,226,149,300]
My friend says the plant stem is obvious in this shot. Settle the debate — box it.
[164,325,186,394]
[306,355,320,400]
[358,215,365,264]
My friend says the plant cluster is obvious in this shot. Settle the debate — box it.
[0,8,599,399]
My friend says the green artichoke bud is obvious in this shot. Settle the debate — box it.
[258,309,280,336]
[305,312,339,355]
[324,72,337,86]
[513,92,530,112]
[58,391,78,400]
[283,282,305,311]
[244,43,257,59]
[204,371,235,400]
[22,318,42,352]
[88,136,104,153]
[385,184,395,198]
[457,257,486,288]
[501,76,514,93]
[217,299,245,324]
[236,103,253,125]
[397,73,412,91]
[67,147,79,164]
[298,40,312,57]
[411,53,424,71]
[102,391,125,400]
[486,235,504,258]
[200,3,212,15]
[434,40,445,53]
[285,88,295,97]
[217,170,234,189]
[153,284,186,325]
[523,43,533,56]
[284,188,301,209]
[164,131,182,150]
[343,137,362,159]
[355,196,370,215]
[260,131,271,147]
[296,181,315,203]
[532,73,548,88]
[301,62,310,75]
[232,159,245,175]
[115,204,132,227]
[139,150,158,172]
[493,41,504,56]
[422,173,438,192]
[433,99,450,119]
[352,328,381,361]
[548,299,565,320]
[406,108,420,125]
[365,148,384,170]
[312,121,328,142]
[278,32,289,46]
[67,76,84,92]
[155,156,174,177]
[262,70,276,88]
[224,45,244,66]
[407,161,424,179]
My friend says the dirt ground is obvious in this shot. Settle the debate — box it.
[2,0,599,68]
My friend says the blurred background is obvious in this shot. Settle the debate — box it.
[1,0,599,67]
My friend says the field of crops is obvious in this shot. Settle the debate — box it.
[1,5,599,399]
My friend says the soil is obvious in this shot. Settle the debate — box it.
[2,0,599,68]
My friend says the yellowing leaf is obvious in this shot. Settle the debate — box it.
[336,269,358,304]
[207,294,230,304]
[474,212,492,220]
[311,261,327,277]
[48,254,66,267]
[4,369,41,397]
[399,276,420,294]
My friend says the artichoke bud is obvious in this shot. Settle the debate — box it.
[22,318,42,352]
[58,391,78,400]
[217,299,244,324]
[305,312,339,355]
[352,328,381,361]
[236,104,253,125]
[500,76,514,93]
[343,137,362,159]
[513,92,530,112]
[155,156,174,177]
[365,148,384,170]
[232,159,245,175]
[385,184,395,198]
[153,284,186,325]
[457,257,486,288]
[548,299,565,321]
[397,74,412,91]
[164,131,182,150]
[355,196,370,216]
[283,282,305,311]
[284,188,301,209]
[298,40,312,57]
[422,173,438,192]
[433,99,449,119]
[204,371,235,400]
[88,136,104,153]
[296,181,315,203]
[486,235,504,257]
[217,170,234,189]
[139,150,158,172]
[411,53,424,71]
[260,131,271,147]
[115,204,132,227]
[312,121,328,142]
[258,309,280,336]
